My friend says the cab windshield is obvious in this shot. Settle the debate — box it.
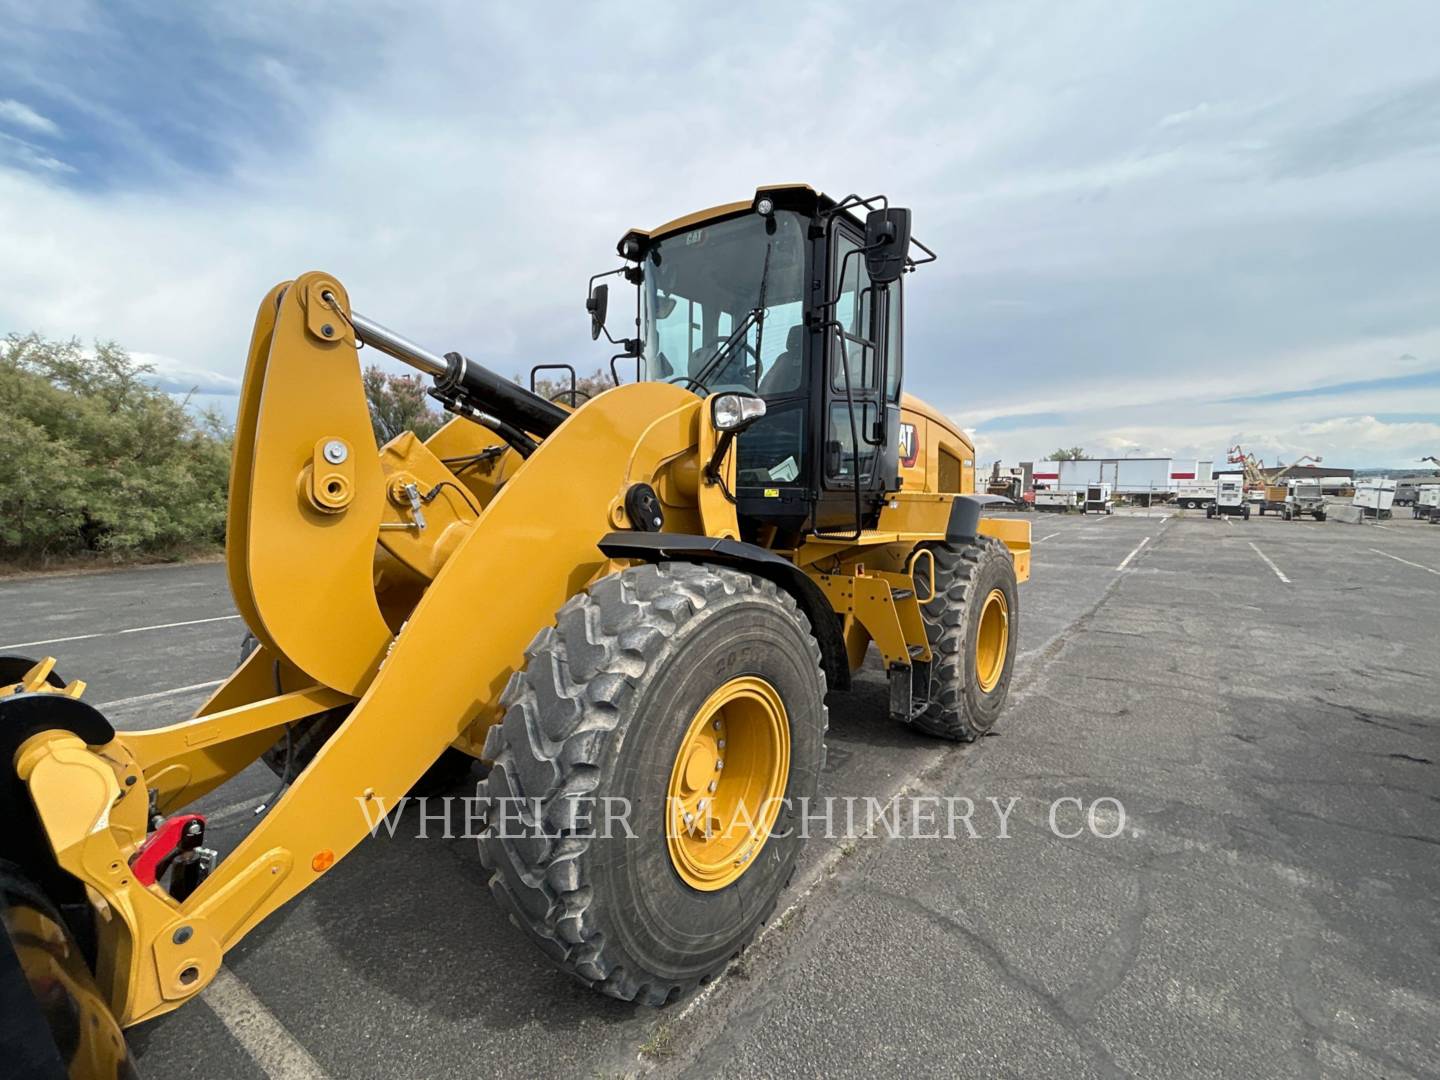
[640,210,807,399]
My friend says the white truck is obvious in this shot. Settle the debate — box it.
[1281,479,1327,521]
[1206,475,1250,520]
[1034,489,1083,513]
[1353,479,1396,520]
[1082,482,1114,514]
[1174,480,1216,510]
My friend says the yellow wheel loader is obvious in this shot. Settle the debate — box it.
[0,185,1029,1069]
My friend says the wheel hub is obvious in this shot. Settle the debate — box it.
[975,588,1009,694]
[666,676,789,891]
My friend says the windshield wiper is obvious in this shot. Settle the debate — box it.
[689,242,772,394]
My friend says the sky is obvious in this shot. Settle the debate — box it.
[1,1,1438,470]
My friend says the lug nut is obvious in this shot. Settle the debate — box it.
[708,781,717,793]
[717,739,726,749]
[712,719,721,731]
[715,760,724,770]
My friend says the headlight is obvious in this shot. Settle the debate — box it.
[711,393,767,432]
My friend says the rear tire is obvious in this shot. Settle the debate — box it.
[478,562,827,1004]
[907,536,1019,742]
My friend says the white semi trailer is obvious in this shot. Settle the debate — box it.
[1030,457,1201,504]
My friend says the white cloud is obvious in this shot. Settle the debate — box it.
[1159,102,1211,128]
[0,98,59,136]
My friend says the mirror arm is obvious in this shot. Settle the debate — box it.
[904,235,938,272]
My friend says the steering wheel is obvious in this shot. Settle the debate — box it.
[696,340,762,391]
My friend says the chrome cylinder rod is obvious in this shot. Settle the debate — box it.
[330,293,569,436]
[346,309,448,377]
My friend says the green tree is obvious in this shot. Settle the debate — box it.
[518,366,613,405]
[362,365,445,444]
[0,333,231,561]
[1049,446,1087,460]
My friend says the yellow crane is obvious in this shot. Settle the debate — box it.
[1269,453,1323,483]
[1225,444,1268,489]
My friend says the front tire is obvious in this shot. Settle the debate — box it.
[907,536,1019,742]
[478,562,827,1004]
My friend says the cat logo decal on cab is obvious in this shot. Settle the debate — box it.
[899,422,919,468]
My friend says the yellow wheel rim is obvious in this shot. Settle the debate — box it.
[666,676,790,891]
[975,588,1009,694]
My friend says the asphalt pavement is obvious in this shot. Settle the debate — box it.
[2,509,1436,1079]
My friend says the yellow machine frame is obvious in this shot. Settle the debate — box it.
[9,267,1028,1027]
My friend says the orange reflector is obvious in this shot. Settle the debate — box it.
[311,849,335,873]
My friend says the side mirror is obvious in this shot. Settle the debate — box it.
[586,283,609,341]
[864,207,912,285]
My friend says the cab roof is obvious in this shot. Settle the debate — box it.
[617,184,855,258]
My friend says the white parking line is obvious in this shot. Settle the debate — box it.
[1248,542,1291,583]
[96,679,225,710]
[1035,532,1061,543]
[1370,548,1440,576]
[1116,536,1150,571]
[203,966,329,1079]
[0,614,240,651]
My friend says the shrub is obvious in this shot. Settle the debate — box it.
[0,333,231,562]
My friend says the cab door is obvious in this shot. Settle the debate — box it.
[814,224,902,532]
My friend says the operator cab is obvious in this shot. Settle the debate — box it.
[587,185,933,542]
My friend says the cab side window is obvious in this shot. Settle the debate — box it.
[830,233,877,394]
[825,228,893,485]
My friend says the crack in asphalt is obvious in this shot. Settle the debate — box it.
[862,881,1137,1079]
[1279,928,1426,1079]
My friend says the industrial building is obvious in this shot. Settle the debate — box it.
[1258,465,1354,484]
